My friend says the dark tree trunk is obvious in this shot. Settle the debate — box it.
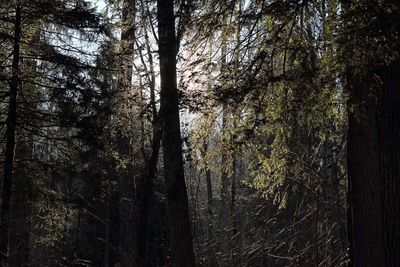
[0,3,21,264]
[107,187,120,267]
[203,142,213,241]
[347,61,400,267]
[219,30,229,230]
[219,109,229,229]
[378,62,400,266]
[345,0,400,265]
[10,137,34,267]
[9,27,41,267]
[136,123,161,265]
[202,142,217,267]
[117,0,136,265]
[347,70,384,266]
[135,20,162,264]
[157,0,196,265]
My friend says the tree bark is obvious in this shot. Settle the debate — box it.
[0,3,21,264]
[202,142,213,241]
[136,122,161,265]
[157,0,196,265]
[378,61,400,266]
[347,61,400,267]
[117,0,136,265]
[345,1,400,265]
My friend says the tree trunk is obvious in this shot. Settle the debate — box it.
[9,27,42,267]
[345,0,400,265]
[136,122,161,265]
[219,109,229,230]
[117,0,136,265]
[157,0,196,265]
[107,186,120,267]
[219,25,229,229]
[10,142,32,267]
[347,60,400,267]
[0,3,21,264]
[135,17,162,264]
[202,142,213,241]
[378,62,400,266]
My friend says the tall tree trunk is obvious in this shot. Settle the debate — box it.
[202,141,217,267]
[0,3,21,264]
[219,109,229,229]
[219,21,229,228]
[157,0,196,265]
[9,27,42,267]
[135,15,161,263]
[202,142,213,241]
[10,142,32,267]
[347,54,400,266]
[347,63,400,267]
[136,122,161,265]
[107,185,120,267]
[378,61,400,267]
[117,0,136,265]
[345,0,400,265]
[347,65,400,266]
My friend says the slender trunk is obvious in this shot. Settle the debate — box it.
[10,145,32,267]
[10,139,34,267]
[135,15,162,263]
[230,4,241,258]
[201,141,217,266]
[107,186,120,266]
[204,34,216,266]
[136,123,161,265]
[219,109,229,228]
[104,189,110,267]
[203,142,213,241]
[219,14,229,230]
[229,153,237,264]
[0,3,21,264]
[9,27,41,267]
[157,0,195,265]
[118,0,136,265]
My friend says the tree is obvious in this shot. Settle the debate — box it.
[1,0,108,265]
[157,0,196,265]
[343,0,400,265]
[0,2,21,264]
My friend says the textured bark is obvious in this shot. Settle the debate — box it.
[136,123,161,265]
[347,71,384,266]
[10,136,34,267]
[203,143,213,241]
[219,24,229,228]
[219,109,229,229]
[348,61,400,267]
[157,0,196,265]
[9,28,41,267]
[0,3,21,264]
[345,0,400,265]
[378,62,400,267]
